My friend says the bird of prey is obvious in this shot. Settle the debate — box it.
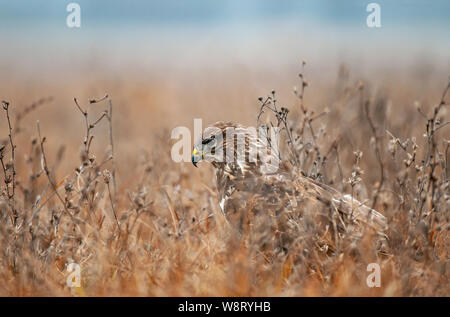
[192,121,388,252]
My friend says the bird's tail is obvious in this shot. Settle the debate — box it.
[299,176,388,235]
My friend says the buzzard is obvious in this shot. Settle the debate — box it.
[192,121,388,251]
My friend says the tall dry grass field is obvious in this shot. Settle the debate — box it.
[0,62,448,296]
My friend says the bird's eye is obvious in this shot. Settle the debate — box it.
[202,135,215,145]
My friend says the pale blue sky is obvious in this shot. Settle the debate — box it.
[1,0,449,29]
[0,0,448,76]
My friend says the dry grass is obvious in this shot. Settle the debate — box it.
[0,63,448,297]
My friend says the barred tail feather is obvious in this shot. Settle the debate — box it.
[332,194,388,233]
[299,176,388,235]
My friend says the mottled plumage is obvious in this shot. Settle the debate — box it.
[192,121,387,250]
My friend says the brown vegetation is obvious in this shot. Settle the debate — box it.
[0,63,448,296]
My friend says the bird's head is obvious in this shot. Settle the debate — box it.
[192,121,281,174]
[191,122,232,167]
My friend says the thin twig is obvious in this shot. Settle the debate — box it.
[107,98,117,200]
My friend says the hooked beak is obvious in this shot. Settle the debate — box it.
[192,148,201,167]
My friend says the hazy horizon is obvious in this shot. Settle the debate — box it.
[1,0,449,80]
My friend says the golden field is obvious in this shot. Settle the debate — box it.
[0,57,449,296]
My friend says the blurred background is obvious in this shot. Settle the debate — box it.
[0,0,449,180]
